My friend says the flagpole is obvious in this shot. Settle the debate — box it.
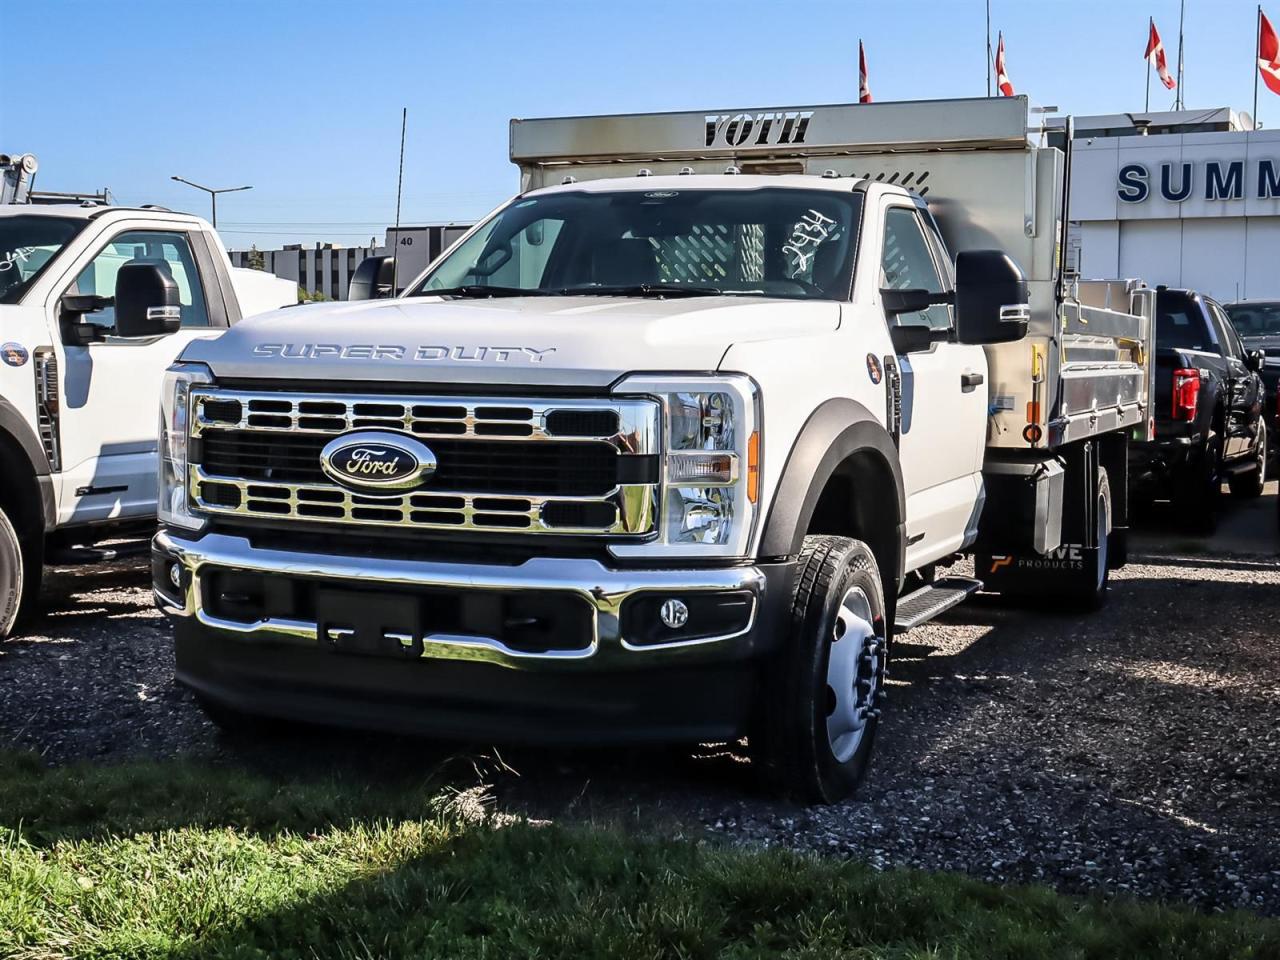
[1255,4,1262,126]
[1175,0,1185,109]
[1146,16,1152,112]
[986,0,992,96]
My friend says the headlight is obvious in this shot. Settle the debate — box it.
[610,374,761,560]
[158,362,212,531]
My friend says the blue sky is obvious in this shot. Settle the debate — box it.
[3,0,1273,249]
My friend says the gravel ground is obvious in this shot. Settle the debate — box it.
[2,534,1278,917]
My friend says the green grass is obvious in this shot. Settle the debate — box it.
[0,752,1276,959]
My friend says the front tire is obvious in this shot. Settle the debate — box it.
[753,535,887,804]
[0,506,23,640]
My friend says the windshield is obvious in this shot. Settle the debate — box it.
[410,188,862,301]
[0,215,86,305]
[1224,302,1280,338]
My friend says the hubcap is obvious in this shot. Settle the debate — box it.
[824,585,883,763]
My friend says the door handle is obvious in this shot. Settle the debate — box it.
[961,372,984,388]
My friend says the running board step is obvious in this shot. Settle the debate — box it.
[894,576,983,632]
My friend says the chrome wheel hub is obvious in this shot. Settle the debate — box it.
[824,585,884,763]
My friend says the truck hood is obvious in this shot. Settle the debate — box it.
[1240,333,1280,353]
[181,295,840,387]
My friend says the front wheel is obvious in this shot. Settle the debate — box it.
[752,535,887,804]
[0,506,23,639]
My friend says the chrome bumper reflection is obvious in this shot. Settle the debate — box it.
[154,530,763,669]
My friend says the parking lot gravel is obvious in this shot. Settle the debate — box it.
[2,530,1278,917]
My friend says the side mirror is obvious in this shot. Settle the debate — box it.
[349,255,395,300]
[1246,349,1265,372]
[954,250,1029,345]
[114,261,181,338]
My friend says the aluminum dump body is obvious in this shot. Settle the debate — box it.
[510,96,1155,450]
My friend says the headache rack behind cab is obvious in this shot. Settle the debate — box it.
[510,96,1155,450]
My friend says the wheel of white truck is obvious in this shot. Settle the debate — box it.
[1228,421,1267,499]
[0,505,24,641]
[753,535,887,804]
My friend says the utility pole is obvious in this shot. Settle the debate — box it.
[391,108,407,297]
[986,0,992,96]
[169,176,252,228]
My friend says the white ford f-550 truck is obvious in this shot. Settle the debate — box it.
[152,98,1154,802]
[0,154,294,637]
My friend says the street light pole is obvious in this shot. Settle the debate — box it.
[169,176,252,228]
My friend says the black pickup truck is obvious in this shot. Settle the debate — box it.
[1130,288,1267,529]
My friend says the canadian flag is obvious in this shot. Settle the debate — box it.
[995,32,1015,96]
[859,40,872,103]
[1261,10,1280,96]
[1145,19,1177,90]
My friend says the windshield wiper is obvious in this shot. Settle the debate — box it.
[416,285,548,299]
[555,283,723,298]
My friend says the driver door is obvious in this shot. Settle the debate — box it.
[879,202,988,568]
[51,225,228,526]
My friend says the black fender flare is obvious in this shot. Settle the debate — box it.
[0,396,55,532]
[759,398,906,587]
[0,397,50,477]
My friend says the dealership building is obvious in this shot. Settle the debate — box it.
[1063,107,1280,302]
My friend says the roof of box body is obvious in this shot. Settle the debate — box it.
[523,173,872,197]
[511,96,1039,166]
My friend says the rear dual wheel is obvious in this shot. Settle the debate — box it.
[753,535,887,804]
[1064,470,1111,611]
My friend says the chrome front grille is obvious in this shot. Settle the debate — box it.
[34,348,61,472]
[188,389,660,536]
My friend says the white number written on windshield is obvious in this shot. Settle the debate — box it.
[782,210,837,277]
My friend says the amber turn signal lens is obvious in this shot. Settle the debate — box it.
[747,431,760,503]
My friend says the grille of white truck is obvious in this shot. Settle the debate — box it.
[186,389,661,536]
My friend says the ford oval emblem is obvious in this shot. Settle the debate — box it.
[319,431,436,494]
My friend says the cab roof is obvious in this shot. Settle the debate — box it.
[0,203,206,224]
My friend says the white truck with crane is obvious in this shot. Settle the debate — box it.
[0,153,294,638]
[151,98,1155,802]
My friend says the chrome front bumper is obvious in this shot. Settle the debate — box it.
[153,530,776,671]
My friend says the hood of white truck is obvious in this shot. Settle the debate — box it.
[181,295,840,387]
